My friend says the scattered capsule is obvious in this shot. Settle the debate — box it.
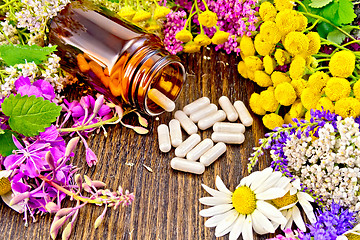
[219,96,238,122]
[190,103,218,123]
[211,132,245,144]
[198,110,226,130]
[175,134,201,157]
[174,110,198,135]
[170,157,205,174]
[213,122,245,133]
[200,142,227,167]
[183,97,210,115]
[169,119,182,147]
[186,138,214,161]
[148,89,175,112]
[234,100,253,127]
[157,124,171,153]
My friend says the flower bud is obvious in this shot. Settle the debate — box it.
[83,175,93,187]
[198,10,218,28]
[65,137,79,157]
[50,216,67,240]
[10,192,30,206]
[92,180,106,188]
[154,6,171,20]
[85,148,98,167]
[62,222,73,240]
[75,174,82,188]
[94,206,107,229]
[46,202,60,213]
[45,151,56,170]
[93,95,104,116]
[55,208,73,218]
[175,29,193,43]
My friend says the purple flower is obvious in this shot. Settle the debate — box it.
[14,76,56,102]
[163,10,186,55]
[85,148,98,167]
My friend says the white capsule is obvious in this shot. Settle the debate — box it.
[190,103,218,123]
[213,122,245,133]
[198,110,226,130]
[183,97,210,115]
[234,100,253,127]
[200,142,227,167]
[148,89,175,112]
[169,119,182,147]
[171,157,205,174]
[186,138,214,161]
[174,110,198,135]
[175,134,201,157]
[219,96,238,122]
[211,132,245,144]
[157,124,171,152]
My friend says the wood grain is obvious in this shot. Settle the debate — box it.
[0,47,277,239]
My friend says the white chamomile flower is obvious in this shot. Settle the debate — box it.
[271,178,316,232]
[199,167,288,240]
[336,223,360,240]
[0,170,25,213]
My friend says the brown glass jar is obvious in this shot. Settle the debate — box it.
[48,1,186,116]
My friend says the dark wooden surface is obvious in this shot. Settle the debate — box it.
[0,47,274,240]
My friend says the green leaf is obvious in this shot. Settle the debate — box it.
[327,25,353,45]
[2,94,62,137]
[309,0,333,8]
[0,130,18,156]
[316,22,335,38]
[338,0,357,25]
[0,44,57,66]
[299,0,322,23]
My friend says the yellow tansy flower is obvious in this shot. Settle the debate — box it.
[239,35,255,58]
[260,87,279,112]
[316,97,335,113]
[254,34,275,56]
[263,113,284,130]
[153,6,171,20]
[335,97,360,118]
[250,93,266,115]
[305,110,311,121]
[274,49,291,66]
[307,71,329,93]
[198,10,218,28]
[274,0,294,11]
[237,61,248,78]
[118,6,136,19]
[274,82,297,106]
[244,56,263,72]
[329,50,356,78]
[259,2,277,21]
[306,56,318,69]
[247,69,255,81]
[295,12,308,31]
[271,71,291,87]
[275,10,299,36]
[260,21,281,44]
[284,31,309,56]
[132,10,152,22]
[289,55,306,80]
[194,34,212,46]
[183,41,201,53]
[289,100,306,118]
[175,29,193,42]
[353,80,360,101]
[254,71,272,87]
[306,32,321,56]
[301,87,321,110]
[263,55,276,75]
[325,77,351,101]
[145,21,162,31]
[284,113,296,125]
[291,78,307,97]
[211,30,230,45]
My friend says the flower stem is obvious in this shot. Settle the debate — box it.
[0,0,17,9]
[58,116,119,133]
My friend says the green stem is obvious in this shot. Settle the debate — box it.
[58,116,119,133]
[353,1,360,4]
[342,39,360,47]
[313,66,329,71]
[320,37,360,57]
[316,58,331,63]
[0,0,17,9]
[275,104,281,115]
[194,0,204,33]
[200,0,209,11]
[294,0,308,12]
[304,19,319,32]
[0,29,12,43]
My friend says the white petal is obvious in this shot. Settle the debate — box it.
[238,171,260,188]
[202,184,231,198]
[293,205,306,232]
[281,209,293,229]
[292,178,301,189]
[251,209,275,233]
[215,209,239,237]
[0,170,12,178]
[199,196,232,206]
[256,188,286,200]
[250,167,274,191]
[242,215,254,240]
[275,176,291,188]
[229,214,245,240]
[278,202,297,211]
[298,191,315,202]
[239,175,249,186]
[336,236,349,240]
[200,204,233,217]
[205,214,225,228]
[285,215,294,230]
[216,176,232,195]
[289,187,298,195]
[257,200,287,225]
[298,199,316,223]
[353,223,360,231]
[254,171,282,194]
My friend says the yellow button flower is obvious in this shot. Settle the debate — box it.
[132,10,152,22]
[289,55,306,80]
[237,61,248,78]
[175,29,193,42]
[274,0,294,11]
[271,71,291,87]
[194,34,212,46]
[247,69,255,81]
[239,35,255,57]
[316,97,334,113]
[118,6,136,19]
[284,31,309,56]
[198,10,218,28]
[260,87,279,112]
[325,77,351,101]
[183,41,201,53]
[274,82,297,106]
[329,50,356,78]
[244,56,263,72]
[289,100,306,118]
[263,55,276,75]
[335,97,360,118]
[154,6,171,20]
[275,10,299,36]
[301,87,321,110]
[307,71,329,93]
[254,34,275,56]
[250,93,266,115]
[259,2,277,21]
[259,21,281,44]
[291,78,307,97]
[211,30,230,45]
[306,32,321,56]
[295,12,308,31]
[284,113,296,125]
[263,113,284,130]
[274,49,291,66]
[353,80,360,101]
[254,71,272,87]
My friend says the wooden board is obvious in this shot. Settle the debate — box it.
[0,48,276,239]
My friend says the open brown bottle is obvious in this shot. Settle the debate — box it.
[48,1,186,116]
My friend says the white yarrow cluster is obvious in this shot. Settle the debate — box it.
[0,20,20,44]
[280,117,360,211]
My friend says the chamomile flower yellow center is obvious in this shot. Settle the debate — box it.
[0,177,11,195]
[232,186,256,215]
[272,191,298,208]
[346,234,360,240]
